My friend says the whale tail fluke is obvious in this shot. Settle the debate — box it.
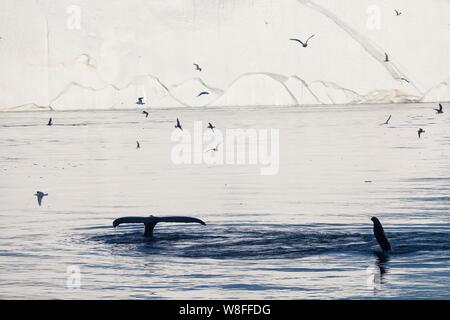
[112,215,206,237]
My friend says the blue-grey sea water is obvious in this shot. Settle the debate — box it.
[0,104,449,299]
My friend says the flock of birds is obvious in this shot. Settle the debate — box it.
[37,107,219,206]
[133,64,210,108]
[28,7,445,256]
[287,9,415,84]
[36,62,446,254]
[34,94,447,255]
[173,117,219,152]
[380,103,444,138]
[110,99,444,253]
[35,98,443,255]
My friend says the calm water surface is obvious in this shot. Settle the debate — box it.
[0,104,449,299]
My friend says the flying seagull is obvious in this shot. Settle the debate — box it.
[198,91,210,97]
[206,143,220,152]
[371,217,391,251]
[394,9,402,16]
[418,128,425,138]
[397,77,410,83]
[434,103,444,114]
[381,115,392,125]
[207,122,215,132]
[34,191,48,206]
[136,141,140,149]
[113,215,206,237]
[142,110,149,118]
[136,97,145,105]
[384,53,389,62]
[47,118,52,126]
[175,118,183,131]
[290,35,315,48]
[193,63,202,72]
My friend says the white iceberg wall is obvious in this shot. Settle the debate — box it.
[421,79,450,103]
[50,75,187,110]
[358,89,420,104]
[284,76,321,105]
[0,0,49,108]
[1,0,450,110]
[48,55,108,96]
[209,73,298,107]
[307,81,362,104]
[51,83,116,110]
[1,104,52,112]
[169,78,223,107]
[124,75,187,109]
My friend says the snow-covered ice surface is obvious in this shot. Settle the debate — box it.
[1,103,450,299]
[2,0,450,110]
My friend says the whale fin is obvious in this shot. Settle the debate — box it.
[371,217,391,251]
[113,216,155,227]
[155,216,206,225]
[112,215,206,237]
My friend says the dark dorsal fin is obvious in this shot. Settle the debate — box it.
[371,217,391,251]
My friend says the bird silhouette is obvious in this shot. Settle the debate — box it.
[206,143,220,152]
[136,141,140,149]
[371,217,391,251]
[381,115,392,125]
[175,118,183,131]
[47,118,52,126]
[193,63,202,72]
[394,9,402,16]
[34,191,48,206]
[384,53,389,62]
[207,122,215,132]
[142,111,149,118]
[290,35,315,48]
[136,97,145,105]
[418,128,425,138]
[434,103,444,114]
[198,91,210,97]
[397,77,410,83]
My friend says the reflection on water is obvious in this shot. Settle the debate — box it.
[0,104,450,299]
[375,251,390,276]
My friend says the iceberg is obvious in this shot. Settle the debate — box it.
[307,80,362,105]
[421,79,450,103]
[209,72,298,107]
[358,89,420,104]
[1,103,52,112]
[1,0,449,111]
[50,75,186,111]
[284,76,321,105]
[169,78,223,107]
